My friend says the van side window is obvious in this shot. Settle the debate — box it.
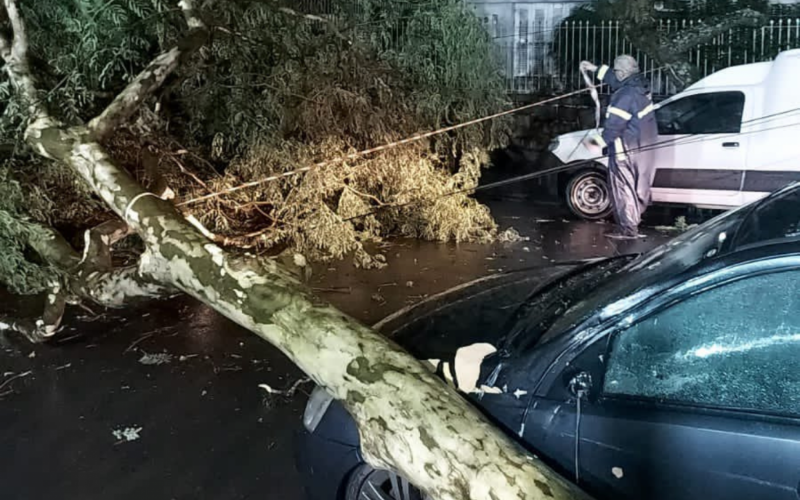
[656,91,745,135]
[603,269,800,416]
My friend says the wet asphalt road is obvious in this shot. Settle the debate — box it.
[0,198,694,500]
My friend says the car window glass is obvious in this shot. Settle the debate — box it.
[657,91,745,135]
[734,187,800,249]
[603,269,800,416]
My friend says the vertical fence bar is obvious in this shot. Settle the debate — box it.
[568,21,576,90]
[592,22,597,77]
[728,28,733,67]
[580,20,586,90]
[796,18,800,53]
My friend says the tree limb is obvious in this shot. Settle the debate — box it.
[86,0,209,141]
[274,5,351,44]
[0,0,48,122]
[665,8,766,54]
[0,285,65,343]
[621,8,768,90]
[15,219,172,342]
[1,2,589,498]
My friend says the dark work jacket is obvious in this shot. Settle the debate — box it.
[595,66,659,206]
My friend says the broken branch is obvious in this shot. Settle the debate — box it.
[667,9,766,55]
[87,0,209,141]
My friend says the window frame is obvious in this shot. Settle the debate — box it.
[655,90,746,136]
[595,258,800,419]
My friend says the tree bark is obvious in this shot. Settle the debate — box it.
[0,2,590,499]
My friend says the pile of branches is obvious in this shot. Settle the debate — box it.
[0,0,510,294]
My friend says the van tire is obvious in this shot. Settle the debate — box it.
[566,170,613,220]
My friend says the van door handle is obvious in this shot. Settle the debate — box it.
[722,142,739,148]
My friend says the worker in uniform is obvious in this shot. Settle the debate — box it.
[580,56,658,239]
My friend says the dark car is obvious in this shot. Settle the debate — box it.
[295,183,800,500]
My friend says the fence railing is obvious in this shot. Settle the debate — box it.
[279,2,800,98]
[503,18,800,95]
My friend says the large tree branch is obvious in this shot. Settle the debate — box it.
[86,0,209,141]
[621,8,768,90]
[1,2,588,498]
[665,9,766,55]
[0,0,48,122]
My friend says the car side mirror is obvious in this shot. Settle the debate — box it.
[567,371,593,400]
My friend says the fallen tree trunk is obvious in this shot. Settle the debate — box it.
[0,1,588,499]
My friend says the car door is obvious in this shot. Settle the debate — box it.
[649,90,749,209]
[525,264,800,500]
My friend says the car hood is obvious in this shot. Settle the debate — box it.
[375,263,583,361]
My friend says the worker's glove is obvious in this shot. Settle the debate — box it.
[579,61,598,73]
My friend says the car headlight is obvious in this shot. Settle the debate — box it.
[547,138,560,152]
[303,386,334,433]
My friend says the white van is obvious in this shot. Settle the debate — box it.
[549,48,800,219]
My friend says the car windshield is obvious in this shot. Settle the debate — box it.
[544,205,749,335]
[503,182,800,353]
[502,200,759,354]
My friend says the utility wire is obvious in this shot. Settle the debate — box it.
[176,85,603,207]
[179,68,674,206]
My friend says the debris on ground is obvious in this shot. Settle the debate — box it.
[124,327,176,353]
[112,426,142,443]
[138,352,173,365]
[0,370,32,394]
[405,281,414,288]
[654,216,696,233]
[371,293,386,305]
[311,286,352,294]
[258,378,311,397]
[497,227,530,243]
[293,253,307,268]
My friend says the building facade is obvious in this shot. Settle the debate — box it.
[468,0,583,79]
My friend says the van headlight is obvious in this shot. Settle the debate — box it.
[303,386,334,433]
[547,138,560,152]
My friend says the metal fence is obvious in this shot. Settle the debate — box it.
[281,2,800,98]
[504,18,800,96]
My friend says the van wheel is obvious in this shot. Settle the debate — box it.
[566,170,612,220]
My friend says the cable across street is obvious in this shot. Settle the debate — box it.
[176,84,608,207]
[178,68,671,207]
[177,66,800,225]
